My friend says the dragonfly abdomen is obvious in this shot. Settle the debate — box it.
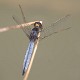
[22,41,34,75]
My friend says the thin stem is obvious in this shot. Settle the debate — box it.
[0,21,42,32]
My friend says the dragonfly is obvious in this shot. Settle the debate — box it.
[0,5,71,80]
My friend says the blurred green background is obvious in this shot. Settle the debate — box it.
[0,0,80,80]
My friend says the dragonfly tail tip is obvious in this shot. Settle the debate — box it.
[22,70,25,76]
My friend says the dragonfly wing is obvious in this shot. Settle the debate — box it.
[12,16,31,38]
[40,14,71,40]
[19,4,26,23]
[22,41,34,75]
[12,5,32,38]
[19,4,31,38]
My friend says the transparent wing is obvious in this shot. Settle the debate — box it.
[40,14,71,40]
[19,4,31,38]
[19,4,26,23]
[12,16,31,38]
[12,5,32,38]
[19,5,31,30]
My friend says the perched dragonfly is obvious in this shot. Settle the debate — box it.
[0,5,71,80]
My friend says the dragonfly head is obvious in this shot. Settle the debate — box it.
[34,21,43,30]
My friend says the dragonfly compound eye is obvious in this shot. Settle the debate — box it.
[34,22,43,29]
